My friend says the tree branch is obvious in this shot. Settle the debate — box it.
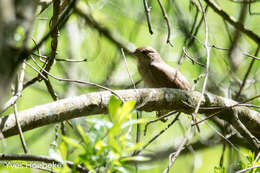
[0,89,259,150]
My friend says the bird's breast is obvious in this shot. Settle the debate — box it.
[138,63,161,88]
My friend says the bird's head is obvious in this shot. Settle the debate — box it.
[133,46,161,63]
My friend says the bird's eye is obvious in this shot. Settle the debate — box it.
[142,50,152,54]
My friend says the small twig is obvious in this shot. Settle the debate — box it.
[157,0,173,46]
[187,5,209,48]
[121,48,135,138]
[163,125,192,173]
[144,111,177,136]
[192,36,260,61]
[205,120,243,155]
[12,61,28,153]
[32,53,87,62]
[183,47,206,68]
[230,0,259,3]
[253,151,260,166]
[30,56,124,101]
[13,102,28,153]
[25,61,48,81]
[249,0,260,15]
[55,58,87,62]
[121,48,136,90]
[191,0,211,133]
[235,165,260,173]
[143,0,153,34]
[219,140,226,168]
[135,113,180,155]
[1,62,27,113]
[191,110,222,126]
[236,46,260,99]
[189,93,260,126]
[29,0,77,54]
[121,47,140,156]
[23,77,38,89]
[188,2,199,38]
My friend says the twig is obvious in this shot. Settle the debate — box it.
[135,113,180,155]
[13,102,28,153]
[12,61,28,153]
[1,62,27,113]
[192,0,210,128]
[55,58,87,62]
[121,48,135,139]
[191,36,260,61]
[205,120,243,155]
[24,62,48,81]
[235,165,260,173]
[187,5,209,48]
[30,56,123,101]
[165,1,210,170]
[121,47,140,156]
[121,48,136,90]
[18,0,77,90]
[163,125,192,173]
[249,0,260,15]
[157,0,173,46]
[183,47,206,68]
[236,46,260,99]
[253,151,260,166]
[143,0,153,34]
[32,53,87,62]
[144,111,177,136]
[29,0,77,54]
[189,0,210,134]
[23,77,38,89]
[190,93,260,126]
[230,0,260,3]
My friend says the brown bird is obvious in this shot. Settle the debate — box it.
[134,46,191,90]
[133,46,191,121]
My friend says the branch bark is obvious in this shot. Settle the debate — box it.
[0,88,260,150]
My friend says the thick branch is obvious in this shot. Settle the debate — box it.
[0,89,259,148]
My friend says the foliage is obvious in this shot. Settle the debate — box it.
[213,151,260,173]
[56,96,146,173]
[239,151,260,173]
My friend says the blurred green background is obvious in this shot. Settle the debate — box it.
[1,0,260,172]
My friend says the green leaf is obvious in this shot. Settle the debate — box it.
[58,142,67,161]
[121,100,136,116]
[108,96,122,122]
[120,156,150,162]
[84,161,96,173]
[119,100,136,123]
[62,136,84,151]
[122,118,150,128]
[95,140,106,155]
[125,142,145,152]
[77,124,91,144]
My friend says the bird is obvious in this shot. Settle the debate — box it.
[133,46,191,121]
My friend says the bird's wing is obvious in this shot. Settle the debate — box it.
[150,62,191,90]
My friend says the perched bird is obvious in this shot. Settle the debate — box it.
[133,46,191,121]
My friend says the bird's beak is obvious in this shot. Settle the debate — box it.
[132,50,137,56]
